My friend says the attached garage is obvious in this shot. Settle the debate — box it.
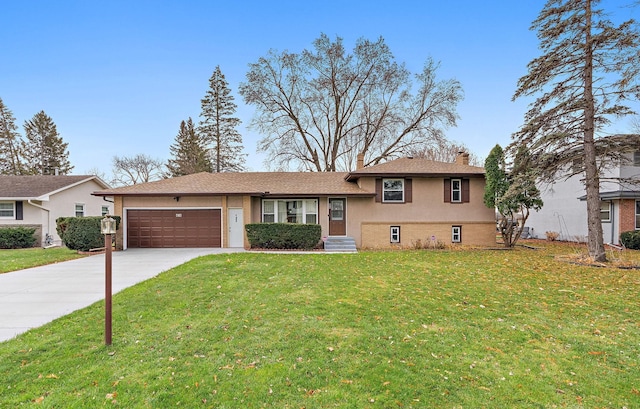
[127,209,221,248]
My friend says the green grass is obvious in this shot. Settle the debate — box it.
[0,247,84,274]
[1,243,639,407]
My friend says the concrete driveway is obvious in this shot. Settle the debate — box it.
[0,248,244,343]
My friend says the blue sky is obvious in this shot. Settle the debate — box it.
[1,0,638,176]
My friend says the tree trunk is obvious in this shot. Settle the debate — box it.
[583,0,607,262]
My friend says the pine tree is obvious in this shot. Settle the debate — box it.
[0,97,24,175]
[22,111,73,175]
[166,117,212,177]
[512,0,640,261]
[199,66,246,172]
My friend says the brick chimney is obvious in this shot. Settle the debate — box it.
[456,151,469,165]
[356,153,365,170]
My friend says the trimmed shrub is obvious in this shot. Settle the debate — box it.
[59,216,121,252]
[245,223,322,250]
[620,230,640,250]
[0,227,37,249]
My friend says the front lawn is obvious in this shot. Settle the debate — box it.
[0,247,85,274]
[1,243,639,407]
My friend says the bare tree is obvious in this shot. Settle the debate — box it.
[406,139,482,166]
[240,34,463,171]
[512,0,640,262]
[111,154,164,186]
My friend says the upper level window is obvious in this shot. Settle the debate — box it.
[383,179,404,202]
[75,203,85,217]
[0,202,14,218]
[600,201,611,222]
[451,179,462,202]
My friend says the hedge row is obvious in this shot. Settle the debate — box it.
[56,216,121,252]
[245,223,321,250]
[620,230,640,250]
[0,227,37,249]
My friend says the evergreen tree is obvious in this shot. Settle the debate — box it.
[166,117,212,177]
[199,66,246,172]
[0,97,24,175]
[22,111,73,175]
[512,0,640,261]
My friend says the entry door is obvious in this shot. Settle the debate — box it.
[228,208,244,247]
[328,198,346,236]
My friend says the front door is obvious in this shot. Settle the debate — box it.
[228,208,244,247]
[328,198,346,236]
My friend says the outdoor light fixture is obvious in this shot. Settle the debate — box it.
[101,215,116,346]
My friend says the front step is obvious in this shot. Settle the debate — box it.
[324,236,357,253]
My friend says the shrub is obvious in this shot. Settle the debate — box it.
[545,231,560,241]
[59,216,121,252]
[245,223,322,250]
[620,230,640,250]
[0,227,37,249]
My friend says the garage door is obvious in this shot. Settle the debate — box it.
[127,209,221,248]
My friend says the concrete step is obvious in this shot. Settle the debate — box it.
[324,236,357,253]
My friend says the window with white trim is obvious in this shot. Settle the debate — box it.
[75,203,85,217]
[599,201,611,222]
[390,226,400,243]
[101,206,110,216]
[0,202,14,218]
[261,199,319,224]
[452,226,462,243]
[636,200,640,230]
[451,179,462,203]
[383,179,404,202]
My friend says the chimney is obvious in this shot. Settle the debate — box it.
[356,153,365,170]
[456,152,469,166]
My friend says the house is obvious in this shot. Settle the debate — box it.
[0,175,112,246]
[92,154,496,250]
[526,151,640,245]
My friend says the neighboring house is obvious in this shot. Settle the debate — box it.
[0,175,113,246]
[526,151,640,245]
[92,154,496,250]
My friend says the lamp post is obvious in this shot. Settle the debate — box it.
[101,215,116,346]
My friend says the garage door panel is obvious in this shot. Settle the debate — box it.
[127,209,221,248]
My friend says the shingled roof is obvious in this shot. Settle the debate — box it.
[345,157,485,181]
[0,175,108,200]
[93,171,373,197]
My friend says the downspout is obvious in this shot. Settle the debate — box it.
[610,201,615,245]
[27,200,50,246]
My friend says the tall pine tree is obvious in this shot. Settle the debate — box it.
[199,66,246,172]
[166,117,212,177]
[22,111,73,175]
[0,97,24,175]
[512,0,640,261]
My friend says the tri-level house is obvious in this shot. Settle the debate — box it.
[526,150,640,245]
[93,153,496,250]
[0,175,112,246]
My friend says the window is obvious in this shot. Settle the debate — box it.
[262,200,275,222]
[452,226,462,243]
[451,179,462,202]
[390,226,400,243]
[599,201,611,222]
[634,151,640,166]
[261,199,319,224]
[636,200,640,230]
[383,179,404,202]
[0,202,14,218]
[101,206,110,216]
[75,203,85,217]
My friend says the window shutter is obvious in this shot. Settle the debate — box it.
[16,201,23,220]
[444,179,451,203]
[462,179,470,203]
[375,179,382,202]
[405,179,412,203]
